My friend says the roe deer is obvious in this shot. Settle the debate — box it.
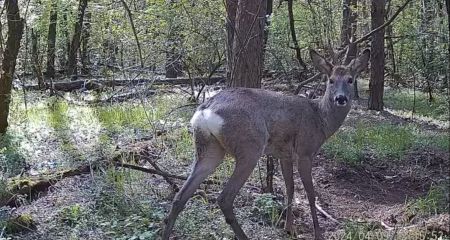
[162,49,370,240]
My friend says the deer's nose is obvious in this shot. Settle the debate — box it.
[334,95,348,105]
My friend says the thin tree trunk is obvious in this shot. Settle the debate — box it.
[81,11,91,75]
[226,0,238,81]
[446,0,450,90]
[46,0,57,79]
[66,0,88,78]
[229,0,267,88]
[341,0,351,45]
[31,29,44,88]
[0,0,25,134]
[120,0,144,68]
[287,0,307,70]
[385,1,398,86]
[165,1,182,78]
[59,8,70,72]
[368,0,385,111]
[342,0,359,98]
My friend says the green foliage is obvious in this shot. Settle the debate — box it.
[0,133,26,177]
[94,168,164,239]
[3,214,37,234]
[384,90,449,121]
[323,122,448,165]
[59,204,85,227]
[176,197,234,240]
[252,193,283,226]
[407,183,450,218]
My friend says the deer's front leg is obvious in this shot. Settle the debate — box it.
[297,155,322,240]
[279,158,294,234]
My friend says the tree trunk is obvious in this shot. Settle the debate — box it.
[0,0,24,134]
[229,0,267,88]
[46,0,57,79]
[341,0,352,45]
[59,8,70,72]
[225,0,238,81]
[165,0,182,78]
[446,0,450,90]
[342,0,359,98]
[368,0,385,111]
[120,0,144,68]
[31,29,44,88]
[287,0,307,70]
[81,11,91,75]
[66,0,88,79]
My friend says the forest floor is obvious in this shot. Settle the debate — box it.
[0,78,449,240]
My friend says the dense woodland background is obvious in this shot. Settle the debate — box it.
[0,0,449,239]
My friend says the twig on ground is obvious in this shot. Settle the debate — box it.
[315,197,340,224]
[115,162,221,185]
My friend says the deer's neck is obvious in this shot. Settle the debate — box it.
[317,93,351,139]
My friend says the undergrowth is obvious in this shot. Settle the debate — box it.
[384,89,449,121]
[323,122,449,165]
[407,183,449,218]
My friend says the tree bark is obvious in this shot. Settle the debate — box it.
[66,0,88,78]
[0,0,24,134]
[81,11,91,75]
[31,28,44,88]
[368,0,385,111]
[229,0,267,88]
[46,0,57,79]
[225,0,238,81]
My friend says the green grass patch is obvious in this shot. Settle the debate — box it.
[323,122,449,165]
[95,104,150,131]
[407,183,449,218]
[384,90,449,121]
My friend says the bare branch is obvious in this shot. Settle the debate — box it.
[353,0,414,45]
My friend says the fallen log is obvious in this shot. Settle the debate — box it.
[22,76,225,91]
[1,164,93,207]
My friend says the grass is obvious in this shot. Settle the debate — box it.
[384,89,449,121]
[0,133,26,177]
[323,122,449,165]
[407,183,449,219]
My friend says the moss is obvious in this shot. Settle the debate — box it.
[4,214,37,234]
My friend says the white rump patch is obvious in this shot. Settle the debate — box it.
[190,109,224,137]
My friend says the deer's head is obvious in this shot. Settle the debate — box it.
[310,49,370,107]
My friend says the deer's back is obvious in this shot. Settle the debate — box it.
[192,88,325,156]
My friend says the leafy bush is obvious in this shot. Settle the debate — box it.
[252,193,283,226]
[59,204,85,227]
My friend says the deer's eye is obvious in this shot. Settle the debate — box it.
[348,77,353,84]
[329,78,335,84]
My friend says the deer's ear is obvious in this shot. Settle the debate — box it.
[310,49,333,76]
[348,49,370,75]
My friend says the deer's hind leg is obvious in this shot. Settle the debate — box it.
[162,134,225,240]
[280,158,295,234]
[217,140,266,240]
